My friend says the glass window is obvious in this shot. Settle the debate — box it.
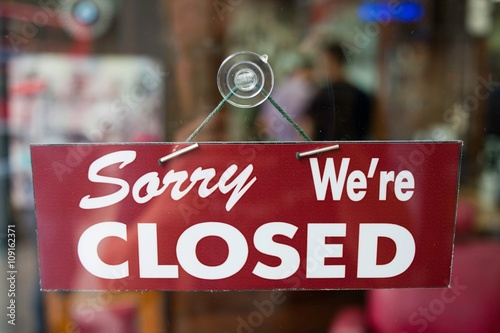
[1,1,499,332]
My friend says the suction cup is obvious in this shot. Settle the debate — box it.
[217,51,274,108]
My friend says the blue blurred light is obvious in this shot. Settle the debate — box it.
[358,1,424,23]
[73,0,100,25]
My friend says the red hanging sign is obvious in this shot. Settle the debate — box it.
[31,142,461,291]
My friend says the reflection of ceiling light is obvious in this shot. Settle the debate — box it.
[358,1,425,23]
[466,0,493,36]
[73,0,100,26]
[58,0,116,41]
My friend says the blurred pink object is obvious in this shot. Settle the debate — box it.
[329,306,367,333]
[367,200,500,333]
[455,200,476,235]
[73,303,137,333]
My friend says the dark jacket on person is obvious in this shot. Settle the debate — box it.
[307,81,372,141]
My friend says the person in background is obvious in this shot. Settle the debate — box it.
[303,43,373,141]
[257,55,316,141]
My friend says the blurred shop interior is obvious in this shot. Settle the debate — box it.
[1,0,500,332]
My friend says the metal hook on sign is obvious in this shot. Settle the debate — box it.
[158,143,199,164]
[296,145,340,159]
